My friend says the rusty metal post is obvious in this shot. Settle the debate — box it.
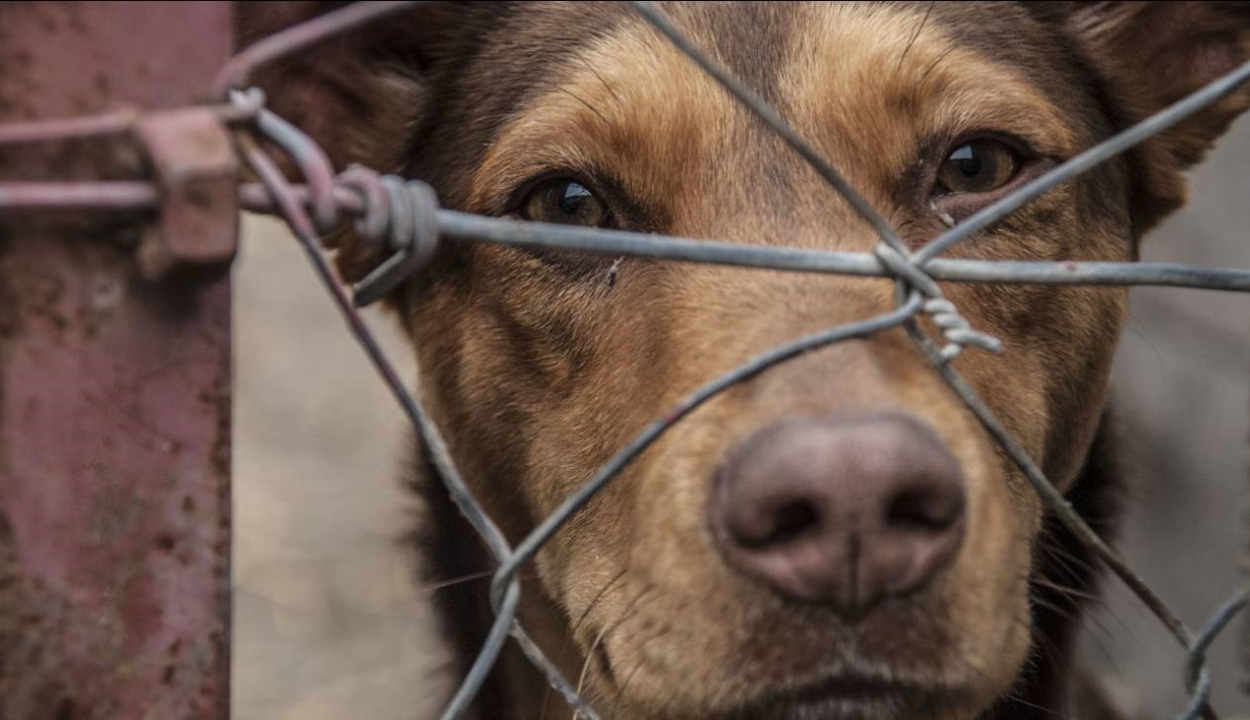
[0,3,233,719]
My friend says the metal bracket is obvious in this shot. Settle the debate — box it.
[135,108,239,280]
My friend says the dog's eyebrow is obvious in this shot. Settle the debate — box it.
[557,87,610,126]
[895,1,937,75]
[578,55,622,106]
[916,44,959,91]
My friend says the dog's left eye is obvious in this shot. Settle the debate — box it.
[521,178,611,227]
[935,139,1021,195]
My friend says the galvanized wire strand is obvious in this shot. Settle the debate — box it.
[0,182,158,210]
[240,90,340,232]
[1180,588,1250,720]
[435,208,1250,292]
[1245,448,1250,700]
[234,104,597,720]
[10,175,1250,291]
[489,295,925,611]
[914,57,1250,264]
[0,96,261,146]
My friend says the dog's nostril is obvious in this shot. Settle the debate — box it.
[885,485,963,532]
[754,500,819,547]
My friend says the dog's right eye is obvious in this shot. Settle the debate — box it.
[521,179,611,227]
[935,139,1021,195]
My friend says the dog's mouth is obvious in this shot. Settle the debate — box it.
[723,672,958,720]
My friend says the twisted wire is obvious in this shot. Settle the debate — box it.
[871,241,1002,361]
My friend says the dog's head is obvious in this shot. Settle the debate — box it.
[245,2,1250,717]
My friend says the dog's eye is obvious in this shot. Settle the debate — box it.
[521,179,610,227]
[935,139,1021,195]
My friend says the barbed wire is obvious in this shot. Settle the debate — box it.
[2,1,1249,718]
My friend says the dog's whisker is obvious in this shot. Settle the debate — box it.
[540,567,630,718]
[573,569,631,640]
[604,596,668,718]
[415,569,539,596]
[1030,574,1101,603]
[1079,617,1126,677]
[575,584,652,700]
[1035,539,1099,583]
[1016,611,1061,670]
[1001,687,1066,718]
[1026,581,1125,667]
[1030,593,1081,621]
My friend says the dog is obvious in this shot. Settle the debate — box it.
[241,2,1250,718]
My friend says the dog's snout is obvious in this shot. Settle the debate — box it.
[713,413,967,618]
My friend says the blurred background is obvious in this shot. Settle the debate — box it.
[231,118,1250,720]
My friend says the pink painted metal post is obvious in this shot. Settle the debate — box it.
[0,3,234,719]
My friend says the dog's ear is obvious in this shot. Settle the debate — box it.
[1058,1,1250,231]
[234,2,502,283]
[234,1,469,171]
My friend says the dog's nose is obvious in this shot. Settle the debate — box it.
[713,413,966,618]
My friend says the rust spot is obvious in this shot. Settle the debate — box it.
[210,375,230,481]
[54,698,75,720]
[185,186,214,209]
[181,496,196,514]
[34,12,58,33]
[155,534,175,552]
[161,665,175,685]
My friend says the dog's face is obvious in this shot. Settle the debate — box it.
[249,2,1250,717]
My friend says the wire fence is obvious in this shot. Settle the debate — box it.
[3,1,1250,718]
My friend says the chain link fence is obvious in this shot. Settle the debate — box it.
[4,1,1250,718]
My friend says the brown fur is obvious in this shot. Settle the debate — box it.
[239,2,1250,718]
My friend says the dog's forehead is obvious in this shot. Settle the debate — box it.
[465,2,1078,97]
[458,1,1099,229]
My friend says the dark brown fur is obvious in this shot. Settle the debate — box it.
[240,3,1250,718]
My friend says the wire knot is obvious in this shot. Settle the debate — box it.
[338,168,441,306]
[872,241,1002,361]
[229,88,441,307]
